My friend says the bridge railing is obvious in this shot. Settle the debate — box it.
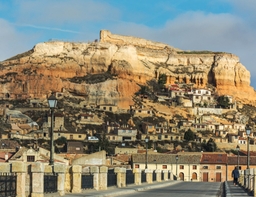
[0,163,175,197]
[238,168,256,196]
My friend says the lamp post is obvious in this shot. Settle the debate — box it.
[246,127,251,169]
[145,136,149,169]
[236,145,240,170]
[175,155,179,178]
[48,93,57,165]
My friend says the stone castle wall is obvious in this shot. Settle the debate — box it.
[100,30,176,50]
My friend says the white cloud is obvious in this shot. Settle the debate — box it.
[107,11,256,87]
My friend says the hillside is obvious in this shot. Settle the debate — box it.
[0,30,255,109]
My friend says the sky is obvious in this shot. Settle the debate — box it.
[1,0,256,88]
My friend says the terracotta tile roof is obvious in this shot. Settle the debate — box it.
[0,152,15,162]
[226,156,256,165]
[132,153,202,164]
[114,154,131,163]
[18,124,31,129]
[201,153,227,164]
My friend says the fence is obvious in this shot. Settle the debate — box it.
[126,170,135,185]
[107,169,117,187]
[0,173,16,197]
[44,173,58,193]
[81,173,94,190]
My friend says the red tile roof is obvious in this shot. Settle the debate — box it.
[201,153,227,164]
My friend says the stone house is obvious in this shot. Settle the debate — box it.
[169,89,186,99]
[140,133,182,142]
[8,146,69,165]
[114,146,139,155]
[155,123,168,134]
[117,126,137,141]
[76,112,102,125]
[233,123,245,131]
[98,104,118,112]
[200,153,227,182]
[55,130,87,141]
[66,141,84,154]
[47,112,65,131]
[132,153,202,181]
[191,89,214,106]
[142,122,155,134]
[237,136,247,145]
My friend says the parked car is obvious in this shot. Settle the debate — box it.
[88,136,99,141]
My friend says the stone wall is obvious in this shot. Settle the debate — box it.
[72,150,107,165]
[100,30,176,51]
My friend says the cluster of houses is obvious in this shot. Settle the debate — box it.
[0,84,252,154]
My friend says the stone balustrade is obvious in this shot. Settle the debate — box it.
[238,168,256,196]
[0,162,174,196]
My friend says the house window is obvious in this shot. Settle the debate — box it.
[78,135,82,138]
[103,107,106,110]
[193,165,197,170]
[70,135,73,139]
[27,156,35,162]
[165,135,168,138]
[135,164,140,168]
[162,165,167,169]
[203,166,208,169]
[216,166,221,169]
[109,107,112,111]
[179,165,184,169]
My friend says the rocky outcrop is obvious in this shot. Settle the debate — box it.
[0,30,255,108]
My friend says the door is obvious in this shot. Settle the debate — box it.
[179,172,184,181]
[216,172,221,182]
[203,172,208,182]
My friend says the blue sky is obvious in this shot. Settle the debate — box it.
[1,0,256,88]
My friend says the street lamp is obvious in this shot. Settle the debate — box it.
[236,145,240,170]
[145,136,149,169]
[175,155,179,178]
[48,93,57,165]
[246,127,251,169]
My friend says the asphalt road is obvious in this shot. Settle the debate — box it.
[119,182,222,197]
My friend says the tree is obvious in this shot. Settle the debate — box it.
[217,96,230,109]
[202,138,217,152]
[158,74,167,88]
[97,132,110,153]
[54,136,67,145]
[184,129,195,141]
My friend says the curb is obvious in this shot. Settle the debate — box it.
[224,181,232,197]
[88,181,181,197]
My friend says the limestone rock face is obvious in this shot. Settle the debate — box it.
[0,30,255,108]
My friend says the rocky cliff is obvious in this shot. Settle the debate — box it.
[0,30,255,108]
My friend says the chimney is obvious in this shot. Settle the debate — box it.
[5,152,8,161]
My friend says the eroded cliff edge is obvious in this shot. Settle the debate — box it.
[0,30,255,108]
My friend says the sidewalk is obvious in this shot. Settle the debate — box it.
[57,180,181,197]
[225,181,253,196]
